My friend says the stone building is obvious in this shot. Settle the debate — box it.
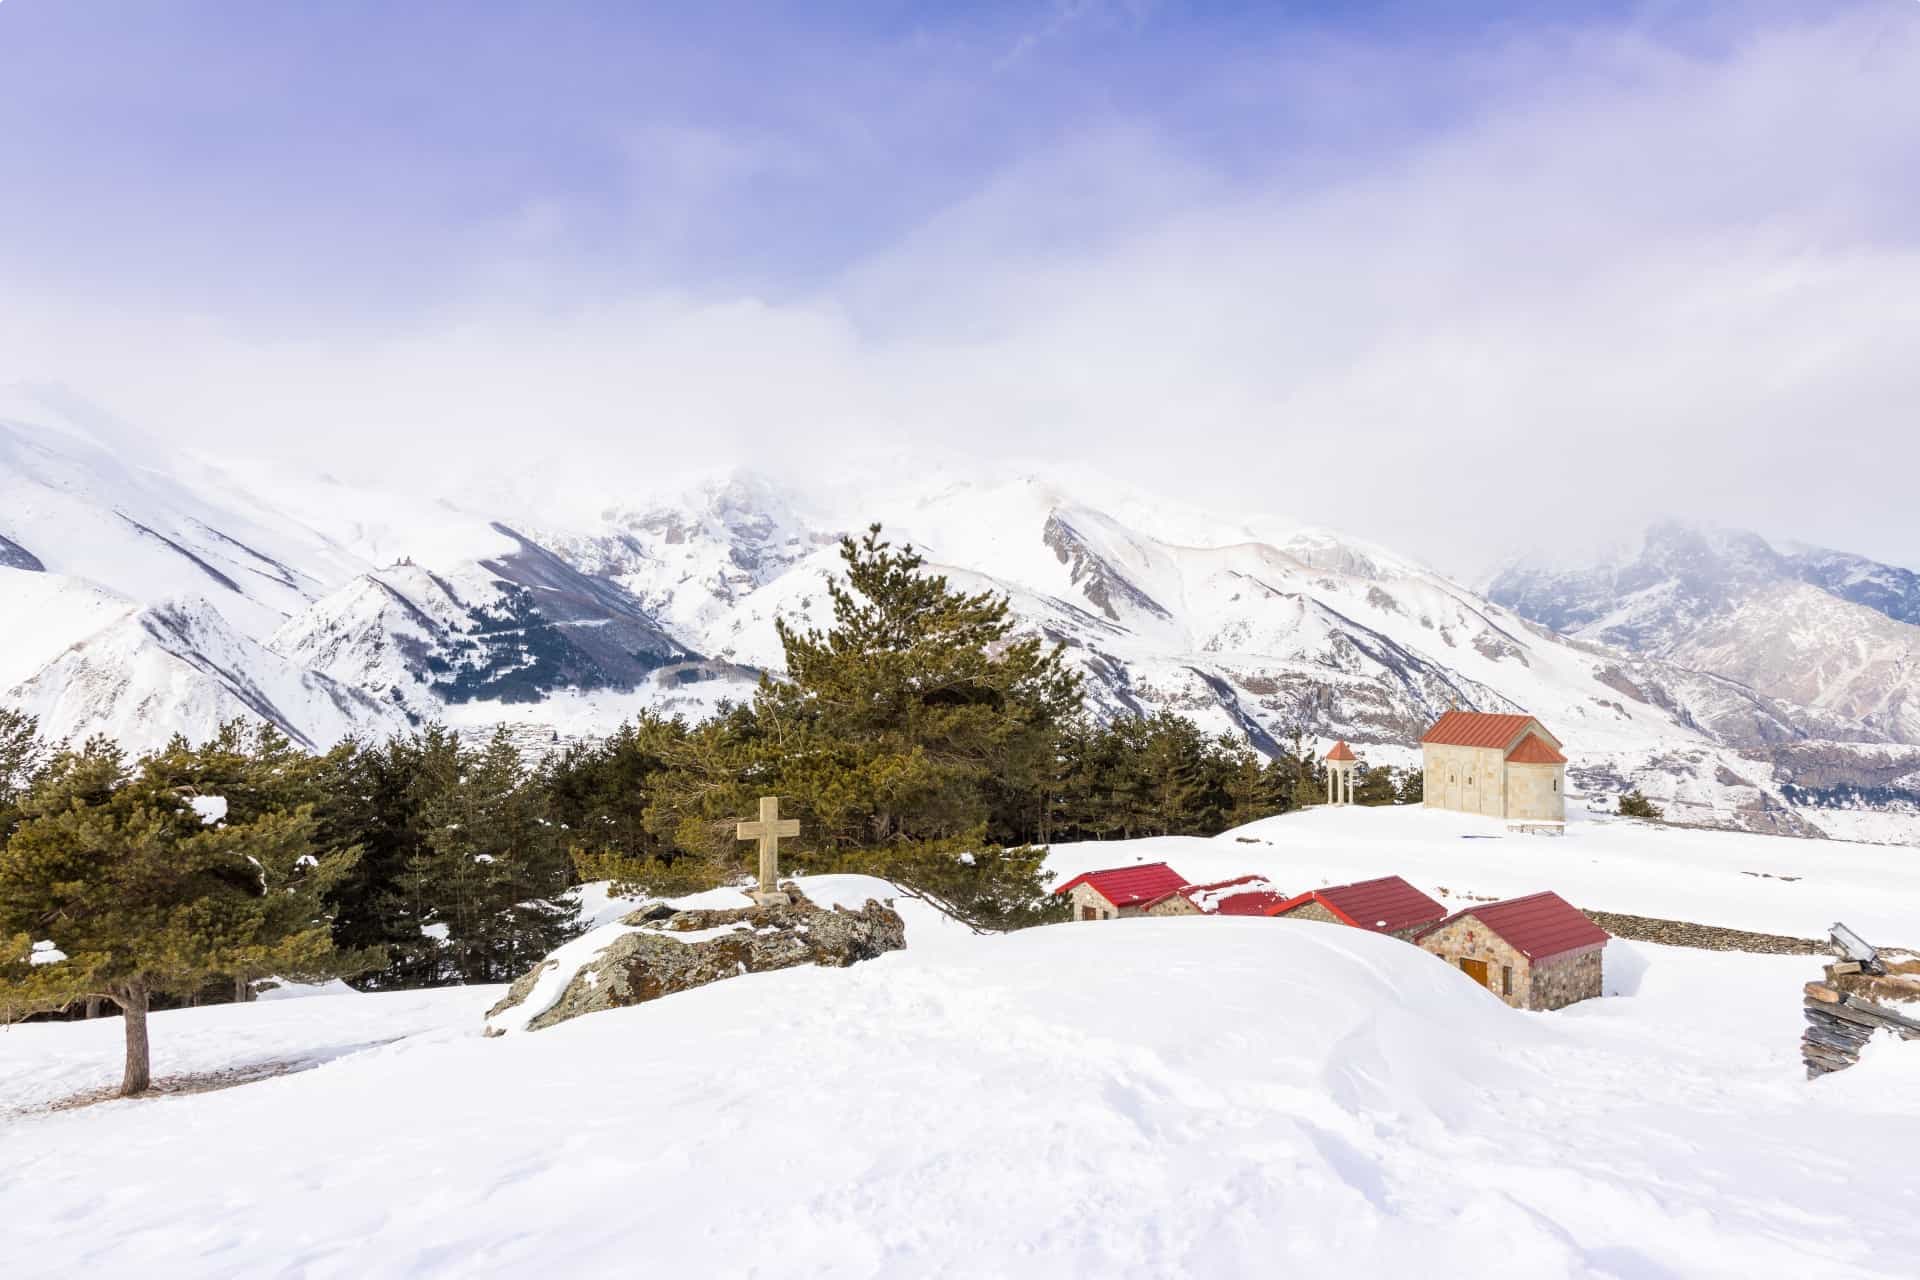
[1420,710,1567,822]
[1264,875,1447,940]
[1415,891,1608,1010]
[1054,862,1189,921]
[1155,876,1287,917]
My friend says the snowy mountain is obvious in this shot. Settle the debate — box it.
[5,387,1920,838]
[1488,522,1920,745]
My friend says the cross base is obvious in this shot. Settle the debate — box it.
[750,889,793,907]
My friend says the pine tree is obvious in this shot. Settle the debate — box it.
[408,728,579,983]
[0,741,367,1095]
[1396,765,1425,805]
[0,708,46,840]
[756,525,1081,851]
[1618,790,1663,820]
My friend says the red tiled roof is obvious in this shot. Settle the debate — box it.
[1325,740,1356,762]
[1053,862,1188,908]
[1266,875,1446,934]
[1418,891,1609,963]
[1421,710,1538,750]
[1505,733,1566,764]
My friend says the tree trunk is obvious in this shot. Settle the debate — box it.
[85,996,102,1019]
[119,981,152,1096]
[233,975,252,1003]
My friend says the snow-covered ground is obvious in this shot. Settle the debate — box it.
[1047,803,1919,945]
[4,866,1917,1278]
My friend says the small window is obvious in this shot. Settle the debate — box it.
[1502,965,1514,996]
[1553,778,1559,791]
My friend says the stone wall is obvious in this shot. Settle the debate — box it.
[1142,894,1201,918]
[1418,915,1604,1010]
[1275,900,1344,926]
[1528,947,1603,1010]
[1066,883,1118,921]
[1416,915,1531,1006]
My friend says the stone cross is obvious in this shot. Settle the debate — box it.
[736,795,801,906]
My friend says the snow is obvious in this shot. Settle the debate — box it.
[2,866,1913,1276]
[28,940,66,966]
[1051,804,1920,945]
[188,795,228,825]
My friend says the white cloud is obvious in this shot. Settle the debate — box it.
[4,6,1917,573]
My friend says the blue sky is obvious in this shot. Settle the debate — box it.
[2,1,1917,566]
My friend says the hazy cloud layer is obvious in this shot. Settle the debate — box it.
[2,2,1916,573]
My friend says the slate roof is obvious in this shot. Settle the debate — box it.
[1418,891,1609,963]
[1052,862,1189,908]
[1266,875,1447,935]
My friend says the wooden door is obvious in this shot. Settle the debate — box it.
[1459,958,1490,988]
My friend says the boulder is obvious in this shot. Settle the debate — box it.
[485,884,906,1034]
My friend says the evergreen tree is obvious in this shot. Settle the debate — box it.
[1396,765,1426,805]
[1354,763,1399,806]
[0,708,46,840]
[755,525,1081,851]
[1618,790,1664,820]
[408,728,579,983]
[0,741,366,1095]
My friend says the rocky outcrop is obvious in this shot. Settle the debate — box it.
[484,886,906,1034]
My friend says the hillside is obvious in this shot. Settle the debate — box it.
[5,389,1919,837]
[5,862,1914,1277]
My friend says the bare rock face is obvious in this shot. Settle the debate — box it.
[484,886,906,1034]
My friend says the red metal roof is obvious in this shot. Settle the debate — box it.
[1505,733,1566,765]
[1418,891,1609,963]
[1266,875,1446,934]
[1215,891,1290,916]
[1421,710,1537,750]
[1325,740,1356,762]
[1053,862,1189,908]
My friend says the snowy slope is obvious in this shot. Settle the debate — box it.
[4,397,1916,838]
[4,869,1915,1277]
[5,595,413,751]
[1490,521,1920,745]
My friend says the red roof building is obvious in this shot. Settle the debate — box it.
[1325,740,1356,762]
[1420,711,1541,750]
[1054,862,1190,921]
[1419,710,1568,823]
[1415,891,1609,1010]
[1174,875,1288,917]
[1264,875,1447,939]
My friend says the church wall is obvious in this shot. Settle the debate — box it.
[1506,762,1566,821]
[1422,743,1507,817]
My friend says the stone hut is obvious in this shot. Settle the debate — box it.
[1415,891,1608,1010]
[1420,710,1567,822]
[1147,876,1287,917]
[1264,875,1447,940]
[1054,862,1189,921]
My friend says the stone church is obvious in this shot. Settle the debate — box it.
[1420,710,1566,821]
